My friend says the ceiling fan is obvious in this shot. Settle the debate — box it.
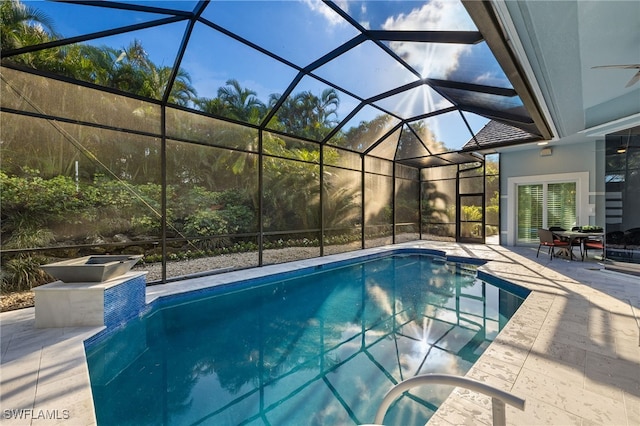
[592,64,640,87]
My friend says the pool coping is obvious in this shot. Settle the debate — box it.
[1,241,638,425]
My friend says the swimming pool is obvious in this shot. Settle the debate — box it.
[85,252,527,425]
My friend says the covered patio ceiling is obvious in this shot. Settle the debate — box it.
[1,0,553,168]
[474,0,640,152]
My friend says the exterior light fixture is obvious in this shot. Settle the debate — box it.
[537,141,549,146]
[617,130,631,153]
[540,147,553,156]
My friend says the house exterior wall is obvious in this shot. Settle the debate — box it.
[499,141,603,246]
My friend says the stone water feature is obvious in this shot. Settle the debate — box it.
[35,255,147,328]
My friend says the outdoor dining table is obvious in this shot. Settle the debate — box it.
[553,230,604,260]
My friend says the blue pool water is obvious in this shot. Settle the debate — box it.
[86,253,526,425]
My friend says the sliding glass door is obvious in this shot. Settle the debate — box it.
[517,184,542,243]
[547,183,577,228]
[517,182,577,244]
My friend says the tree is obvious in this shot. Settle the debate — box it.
[340,114,397,151]
[84,40,196,104]
[215,79,266,124]
[193,97,226,116]
[144,62,196,105]
[315,88,340,128]
[0,0,62,70]
[0,0,58,50]
[268,88,340,140]
[410,120,448,153]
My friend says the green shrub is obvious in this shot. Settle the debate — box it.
[183,210,229,236]
[486,205,499,225]
[218,205,256,233]
[461,205,483,221]
[1,255,52,292]
[1,170,95,225]
[131,215,162,236]
[1,212,54,249]
[486,225,499,236]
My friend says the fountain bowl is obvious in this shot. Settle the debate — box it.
[40,255,144,283]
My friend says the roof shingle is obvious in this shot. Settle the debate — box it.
[463,120,542,151]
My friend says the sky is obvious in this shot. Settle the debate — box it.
[24,0,506,150]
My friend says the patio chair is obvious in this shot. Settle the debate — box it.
[622,228,640,259]
[537,228,570,260]
[568,226,585,258]
[550,226,582,258]
[582,236,604,261]
[604,231,626,259]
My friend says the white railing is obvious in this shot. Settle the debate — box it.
[370,373,525,426]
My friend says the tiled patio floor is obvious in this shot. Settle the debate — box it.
[1,242,638,425]
[428,243,639,426]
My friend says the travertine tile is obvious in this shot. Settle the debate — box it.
[522,352,585,387]
[615,337,640,362]
[510,307,548,327]
[505,395,582,426]
[426,411,459,426]
[623,392,640,426]
[546,318,590,337]
[532,327,617,358]
[466,367,514,393]
[513,367,627,425]
[33,370,93,410]
[451,387,491,412]
[529,339,587,368]
[472,355,522,384]
[429,398,492,426]
[31,396,96,425]
[1,329,64,363]
[494,325,537,348]
[501,315,544,335]
[481,340,530,367]
[0,352,41,408]
[1,333,13,358]
[604,312,640,340]
[545,302,592,323]
[584,351,640,397]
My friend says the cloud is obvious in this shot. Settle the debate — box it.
[302,0,347,27]
[358,2,370,30]
[382,0,474,78]
[382,0,474,31]
[474,71,509,86]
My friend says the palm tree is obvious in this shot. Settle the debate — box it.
[1,0,62,71]
[410,120,448,153]
[340,114,396,151]
[193,97,226,116]
[268,88,340,140]
[322,179,360,230]
[315,88,340,128]
[120,39,151,70]
[0,0,58,51]
[217,79,266,124]
[68,40,197,104]
[146,63,196,105]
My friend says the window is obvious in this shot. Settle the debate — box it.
[508,172,589,245]
[605,127,640,264]
[516,182,576,244]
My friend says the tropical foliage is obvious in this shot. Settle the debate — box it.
[1,0,58,55]
[0,1,362,292]
[0,0,495,293]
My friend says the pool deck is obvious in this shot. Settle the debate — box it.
[1,241,638,425]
